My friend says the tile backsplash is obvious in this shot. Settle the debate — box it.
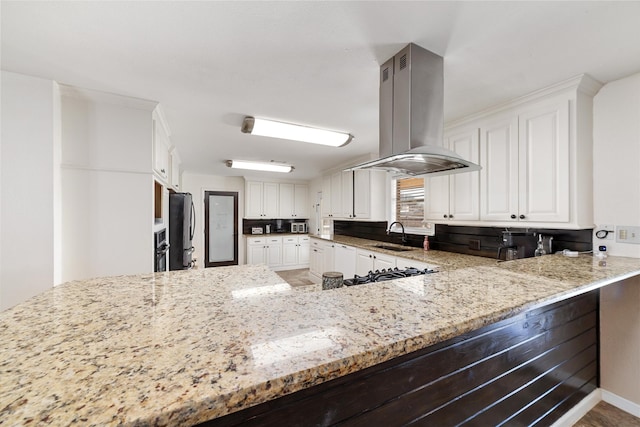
[333,220,593,259]
[243,218,308,235]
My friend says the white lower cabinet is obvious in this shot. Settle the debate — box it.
[309,240,437,282]
[333,244,356,280]
[246,236,282,268]
[282,236,309,267]
[248,235,309,271]
[355,249,396,276]
[310,246,323,277]
[310,238,336,278]
[322,241,335,273]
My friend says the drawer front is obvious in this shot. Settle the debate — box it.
[247,237,265,245]
[284,237,298,244]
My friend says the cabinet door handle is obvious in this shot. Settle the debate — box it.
[449,215,454,219]
[443,214,448,218]
[510,214,517,219]
[373,255,377,259]
[519,214,525,220]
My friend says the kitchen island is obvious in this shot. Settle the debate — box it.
[1,251,640,426]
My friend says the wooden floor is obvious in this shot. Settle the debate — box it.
[574,402,640,427]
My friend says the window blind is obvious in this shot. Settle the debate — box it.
[395,177,424,227]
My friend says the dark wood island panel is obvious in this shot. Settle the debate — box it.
[203,291,599,427]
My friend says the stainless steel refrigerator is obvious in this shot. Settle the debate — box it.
[169,192,195,270]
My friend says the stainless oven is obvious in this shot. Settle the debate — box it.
[154,229,170,272]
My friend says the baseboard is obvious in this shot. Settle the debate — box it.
[602,389,640,418]
[551,388,602,427]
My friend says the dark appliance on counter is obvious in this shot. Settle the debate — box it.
[154,228,169,272]
[169,192,195,270]
[497,230,538,260]
[343,267,437,287]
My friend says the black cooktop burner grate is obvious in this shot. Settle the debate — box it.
[343,267,437,287]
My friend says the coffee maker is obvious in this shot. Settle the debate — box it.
[498,231,538,260]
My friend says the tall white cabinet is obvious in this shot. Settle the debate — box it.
[60,85,158,281]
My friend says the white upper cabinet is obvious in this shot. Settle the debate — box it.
[341,171,354,218]
[480,96,570,223]
[293,184,309,218]
[321,175,332,217]
[425,127,480,222]
[518,97,570,223]
[280,183,309,219]
[152,110,170,182]
[322,170,387,221]
[245,181,264,218]
[263,183,279,218]
[479,114,520,222]
[330,172,342,218]
[246,180,308,219]
[169,147,181,191]
[245,181,279,218]
[353,170,372,219]
[446,74,600,229]
[279,183,295,218]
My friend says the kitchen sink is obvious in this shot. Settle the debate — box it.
[372,244,414,252]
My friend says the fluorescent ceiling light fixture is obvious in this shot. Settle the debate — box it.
[241,116,353,147]
[226,159,294,173]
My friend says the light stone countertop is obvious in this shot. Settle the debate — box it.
[1,248,640,426]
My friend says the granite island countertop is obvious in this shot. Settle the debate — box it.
[1,251,640,426]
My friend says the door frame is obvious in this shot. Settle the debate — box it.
[204,191,239,267]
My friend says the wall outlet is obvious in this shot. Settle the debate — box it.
[469,239,481,250]
[616,226,640,244]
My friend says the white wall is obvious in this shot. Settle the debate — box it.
[0,71,58,310]
[593,72,640,258]
[594,71,640,411]
[181,173,246,267]
[600,276,640,413]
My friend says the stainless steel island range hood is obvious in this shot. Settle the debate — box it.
[349,43,481,177]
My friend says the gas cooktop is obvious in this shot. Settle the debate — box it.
[343,267,437,287]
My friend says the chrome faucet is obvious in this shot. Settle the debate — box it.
[387,221,407,245]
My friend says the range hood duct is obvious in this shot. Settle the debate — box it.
[349,43,481,177]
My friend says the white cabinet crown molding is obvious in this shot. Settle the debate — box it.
[59,84,158,111]
[445,74,603,130]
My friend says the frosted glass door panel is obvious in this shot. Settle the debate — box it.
[208,195,234,262]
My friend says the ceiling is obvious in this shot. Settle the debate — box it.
[3,1,640,180]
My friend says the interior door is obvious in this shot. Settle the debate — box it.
[204,191,238,267]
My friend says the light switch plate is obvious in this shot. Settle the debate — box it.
[616,226,640,244]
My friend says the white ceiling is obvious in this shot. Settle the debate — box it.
[3,1,640,180]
